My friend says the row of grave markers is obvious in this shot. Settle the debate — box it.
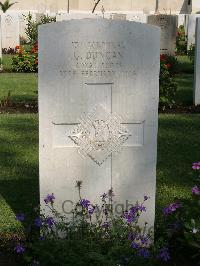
[0,12,199,106]
[0,12,200,51]
[0,12,45,50]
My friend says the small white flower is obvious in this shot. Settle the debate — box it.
[192,228,198,234]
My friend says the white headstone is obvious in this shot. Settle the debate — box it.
[104,13,147,23]
[56,13,101,22]
[1,13,20,49]
[109,13,127,20]
[39,19,160,228]
[148,15,178,55]
[126,13,147,23]
[194,18,200,106]
[178,14,186,27]
[187,14,200,49]
[36,13,44,23]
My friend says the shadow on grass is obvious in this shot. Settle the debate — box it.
[156,114,200,222]
[177,55,194,74]
[174,73,194,105]
[0,114,200,230]
[0,115,39,230]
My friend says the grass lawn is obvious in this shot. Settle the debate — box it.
[174,73,193,106]
[0,53,198,236]
[0,113,199,234]
[176,55,194,74]
[0,114,39,234]
[174,55,194,106]
[0,55,194,108]
[0,73,38,105]
[2,55,13,72]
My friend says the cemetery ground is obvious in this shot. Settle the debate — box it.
[0,54,200,265]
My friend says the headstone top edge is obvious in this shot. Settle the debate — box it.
[148,14,178,17]
[38,18,161,33]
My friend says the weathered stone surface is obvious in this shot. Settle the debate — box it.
[56,12,100,21]
[148,14,178,55]
[39,19,160,228]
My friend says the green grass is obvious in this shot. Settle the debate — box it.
[0,56,194,108]
[176,55,194,74]
[174,73,193,105]
[0,73,38,105]
[0,114,39,233]
[173,55,194,106]
[2,55,13,72]
[156,114,200,221]
[0,113,200,233]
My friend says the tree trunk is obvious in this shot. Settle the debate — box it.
[92,0,101,13]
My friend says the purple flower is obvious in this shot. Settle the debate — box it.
[102,221,110,229]
[131,242,139,249]
[137,204,146,212]
[130,204,146,213]
[45,217,55,227]
[14,244,25,254]
[103,208,109,216]
[192,186,200,195]
[156,247,170,262]
[44,193,55,204]
[140,236,149,245]
[39,236,45,241]
[88,206,95,215]
[124,211,136,223]
[100,193,108,201]
[80,199,90,209]
[137,248,150,258]
[16,213,25,222]
[163,201,181,216]
[144,195,149,201]
[192,162,200,170]
[34,217,42,227]
[128,232,138,241]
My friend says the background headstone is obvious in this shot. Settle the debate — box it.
[194,18,200,106]
[187,14,200,49]
[39,19,160,228]
[36,13,45,23]
[56,12,101,22]
[126,13,147,23]
[109,13,127,20]
[1,13,20,49]
[148,14,178,55]
[178,14,185,27]
[104,12,147,23]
